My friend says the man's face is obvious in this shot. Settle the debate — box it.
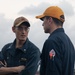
[42,17,50,33]
[13,24,29,41]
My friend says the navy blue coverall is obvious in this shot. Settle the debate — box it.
[0,38,40,75]
[40,28,74,75]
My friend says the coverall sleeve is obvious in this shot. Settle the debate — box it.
[40,39,62,75]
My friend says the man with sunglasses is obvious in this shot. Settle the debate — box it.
[0,16,40,75]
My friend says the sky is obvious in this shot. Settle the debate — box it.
[0,0,75,51]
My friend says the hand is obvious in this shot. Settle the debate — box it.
[15,65,25,73]
[0,60,7,67]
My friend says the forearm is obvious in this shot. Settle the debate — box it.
[0,66,25,74]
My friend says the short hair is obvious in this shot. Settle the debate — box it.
[45,16,64,26]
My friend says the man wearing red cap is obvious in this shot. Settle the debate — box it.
[0,16,40,75]
[36,6,74,75]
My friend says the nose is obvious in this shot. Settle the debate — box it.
[21,28,27,34]
[42,22,44,26]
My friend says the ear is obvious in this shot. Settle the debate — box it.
[48,17,53,24]
[12,26,15,33]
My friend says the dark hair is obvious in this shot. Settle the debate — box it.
[52,17,63,26]
[45,16,64,26]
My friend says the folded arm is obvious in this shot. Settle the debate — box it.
[0,65,25,74]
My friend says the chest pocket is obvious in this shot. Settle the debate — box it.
[16,49,27,66]
[6,49,27,67]
[19,57,27,65]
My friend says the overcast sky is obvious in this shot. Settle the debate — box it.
[0,0,75,51]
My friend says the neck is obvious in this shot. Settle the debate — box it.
[16,40,26,48]
[50,25,62,34]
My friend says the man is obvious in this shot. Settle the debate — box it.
[36,6,75,75]
[0,16,40,75]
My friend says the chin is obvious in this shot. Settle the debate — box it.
[44,30,50,33]
[19,38,26,41]
[44,31,48,33]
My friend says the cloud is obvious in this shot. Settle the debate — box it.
[28,21,49,50]
[63,15,75,46]
[58,0,75,16]
[18,2,51,16]
[0,14,15,49]
[19,1,75,17]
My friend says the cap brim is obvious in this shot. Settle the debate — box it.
[36,14,45,20]
[16,21,30,27]
[22,22,30,27]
